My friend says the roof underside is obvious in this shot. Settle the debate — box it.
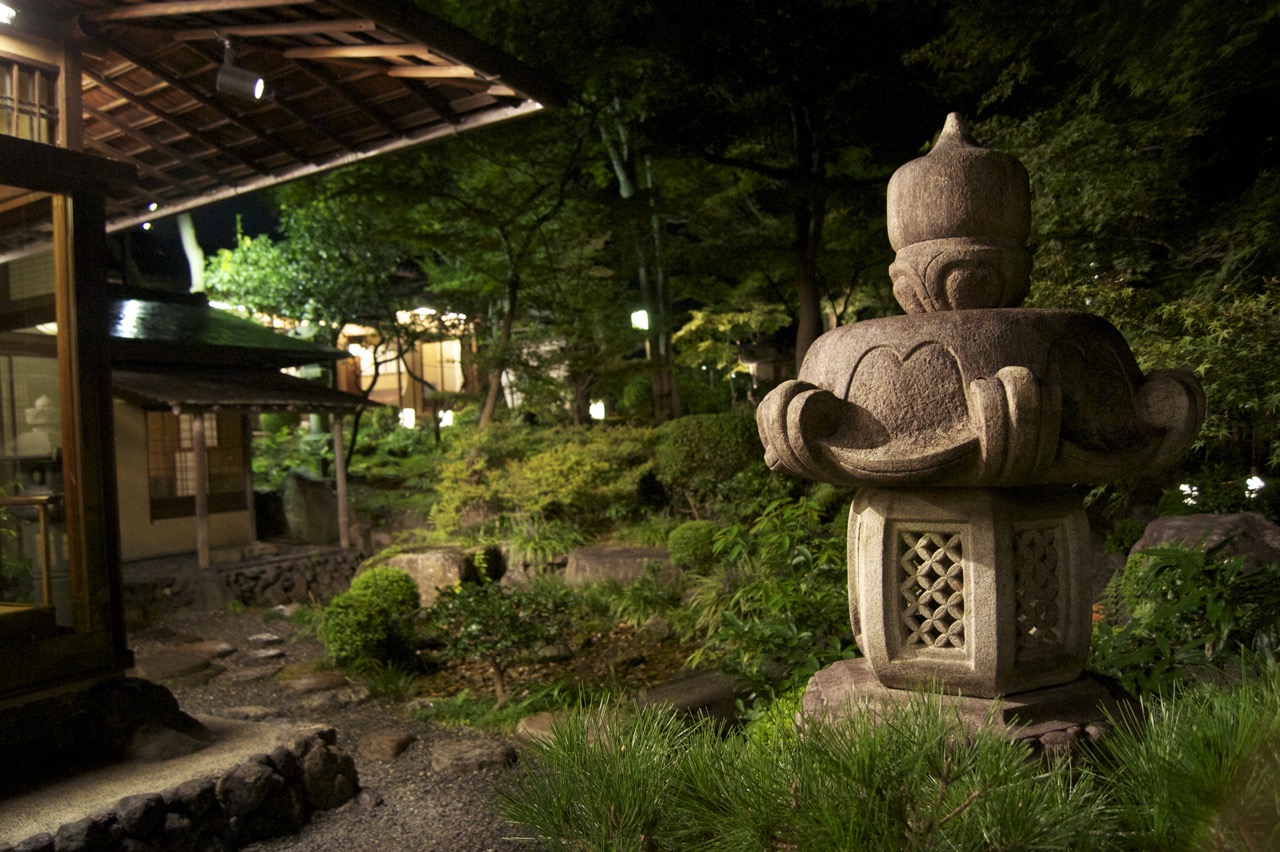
[113,367,368,412]
[38,0,550,231]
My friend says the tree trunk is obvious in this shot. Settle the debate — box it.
[479,274,519,429]
[793,197,825,371]
[489,661,507,708]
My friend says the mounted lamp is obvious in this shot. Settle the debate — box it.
[217,40,272,101]
[0,4,16,25]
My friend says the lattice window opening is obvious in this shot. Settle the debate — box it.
[0,60,58,145]
[899,530,966,650]
[1014,527,1063,649]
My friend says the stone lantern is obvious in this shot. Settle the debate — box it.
[758,115,1205,715]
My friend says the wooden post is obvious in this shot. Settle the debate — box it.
[332,414,350,548]
[192,411,210,570]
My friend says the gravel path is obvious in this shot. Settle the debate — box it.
[131,609,539,852]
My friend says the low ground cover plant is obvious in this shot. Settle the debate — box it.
[498,668,1280,851]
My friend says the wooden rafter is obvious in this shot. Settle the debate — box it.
[282,44,436,60]
[384,65,477,79]
[272,57,402,137]
[82,135,186,190]
[82,67,266,173]
[83,104,227,184]
[84,0,316,23]
[172,18,376,41]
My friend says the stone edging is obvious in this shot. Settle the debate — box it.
[4,726,359,852]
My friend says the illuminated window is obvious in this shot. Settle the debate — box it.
[0,58,58,144]
[146,411,247,519]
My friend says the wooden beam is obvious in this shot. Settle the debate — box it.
[283,44,437,60]
[82,135,186,190]
[84,104,226,185]
[385,65,477,79]
[82,68,266,174]
[84,0,314,22]
[332,416,350,549]
[173,19,378,41]
[192,413,209,571]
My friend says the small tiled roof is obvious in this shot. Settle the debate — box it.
[108,295,348,369]
[113,366,367,412]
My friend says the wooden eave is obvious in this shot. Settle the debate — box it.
[24,0,561,231]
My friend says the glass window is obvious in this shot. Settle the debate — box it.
[0,189,68,630]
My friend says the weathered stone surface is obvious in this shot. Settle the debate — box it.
[52,816,109,851]
[563,545,669,587]
[220,705,284,721]
[175,640,236,660]
[134,651,212,682]
[113,794,165,839]
[216,760,281,818]
[281,471,339,545]
[286,671,349,694]
[637,670,741,724]
[228,663,284,683]
[430,738,516,774]
[13,833,53,852]
[1131,511,1280,571]
[298,685,370,712]
[637,614,672,642]
[247,633,283,645]
[382,548,476,606]
[246,648,286,661]
[513,711,557,745]
[299,740,359,810]
[358,728,418,760]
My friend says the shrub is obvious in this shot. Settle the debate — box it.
[497,696,1112,850]
[683,497,856,696]
[349,566,422,614]
[318,567,420,666]
[666,519,718,571]
[653,412,767,517]
[424,578,573,707]
[1091,539,1280,695]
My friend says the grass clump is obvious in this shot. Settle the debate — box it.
[497,695,1110,851]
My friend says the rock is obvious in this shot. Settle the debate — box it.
[247,633,283,645]
[358,728,418,760]
[299,739,359,810]
[247,648,286,661]
[286,671,349,694]
[637,614,672,642]
[637,670,741,725]
[13,834,53,852]
[220,706,285,721]
[563,545,669,587]
[228,664,284,683]
[532,641,572,663]
[216,760,282,818]
[298,685,370,712]
[281,472,339,545]
[176,640,236,659]
[113,793,165,839]
[131,723,209,762]
[430,738,517,774]
[1130,512,1280,571]
[513,711,557,745]
[52,816,109,851]
[382,548,478,607]
[134,651,213,682]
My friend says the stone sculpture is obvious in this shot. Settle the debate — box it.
[758,113,1205,699]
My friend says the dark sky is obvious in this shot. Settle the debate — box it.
[121,191,279,286]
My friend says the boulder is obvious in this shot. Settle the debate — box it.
[636,670,741,726]
[563,545,669,588]
[429,737,516,774]
[280,472,339,545]
[382,548,480,607]
[1130,512,1280,571]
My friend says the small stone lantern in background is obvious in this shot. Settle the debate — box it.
[758,114,1205,728]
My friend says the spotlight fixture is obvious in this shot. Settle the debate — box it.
[216,40,273,102]
[0,4,15,26]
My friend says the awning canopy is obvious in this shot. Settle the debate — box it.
[113,367,369,413]
[29,0,558,231]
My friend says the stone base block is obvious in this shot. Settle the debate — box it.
[802,658,1127,744]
